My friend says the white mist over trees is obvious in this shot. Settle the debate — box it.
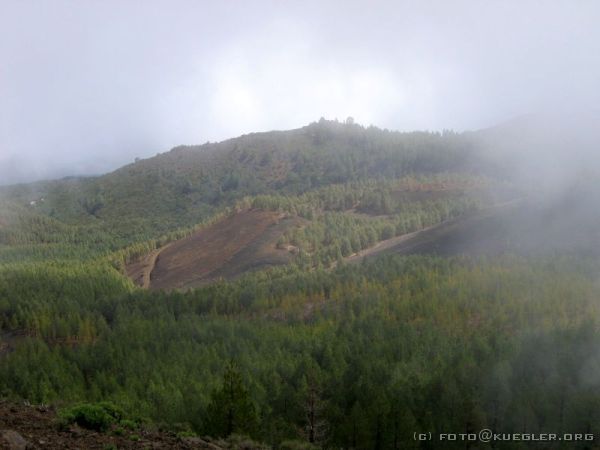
[1,0,600,184]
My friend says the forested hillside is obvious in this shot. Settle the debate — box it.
[0,119,482,252]
[1,118,600,448]
[2,255,600,449]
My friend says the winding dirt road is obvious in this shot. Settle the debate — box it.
[344,198,525,264]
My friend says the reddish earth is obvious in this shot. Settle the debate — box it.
[127,210,301,290]
[125,248,163,289]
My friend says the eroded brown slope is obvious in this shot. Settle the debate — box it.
[127,210,298,290]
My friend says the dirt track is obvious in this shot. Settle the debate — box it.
[349,194,600,259]
[346,199,525,263]
[125,247,167,289]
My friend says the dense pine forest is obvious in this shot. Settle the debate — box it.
[1,119,600,449]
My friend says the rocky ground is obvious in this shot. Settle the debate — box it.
[0,400,241,449]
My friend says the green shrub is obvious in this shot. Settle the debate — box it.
[59,402,125,432]
[176,430,197,438]
[97,402,125,421]
[119,419,137,430]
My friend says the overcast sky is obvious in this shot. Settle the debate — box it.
[1,0,599,184]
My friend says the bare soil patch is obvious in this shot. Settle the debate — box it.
[349,193,600,259]
[126,247,164,289]
[127,210,300,290]
[346,199,526,262]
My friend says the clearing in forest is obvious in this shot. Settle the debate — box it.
[126,209,300,290]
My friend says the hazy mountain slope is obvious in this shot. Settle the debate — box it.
[4,114,599,269]
[0,119,481,261]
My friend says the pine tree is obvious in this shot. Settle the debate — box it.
[300,373,328,445]
[204,362,258,438]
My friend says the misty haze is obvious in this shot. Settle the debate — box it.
[1,1,600,449]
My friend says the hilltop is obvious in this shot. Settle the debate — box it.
[0,119,477,233]
[0,118,489,273]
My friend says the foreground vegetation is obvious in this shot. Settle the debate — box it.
[1,255,600,449]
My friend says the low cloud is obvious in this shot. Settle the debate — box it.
[1,0,599,184]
